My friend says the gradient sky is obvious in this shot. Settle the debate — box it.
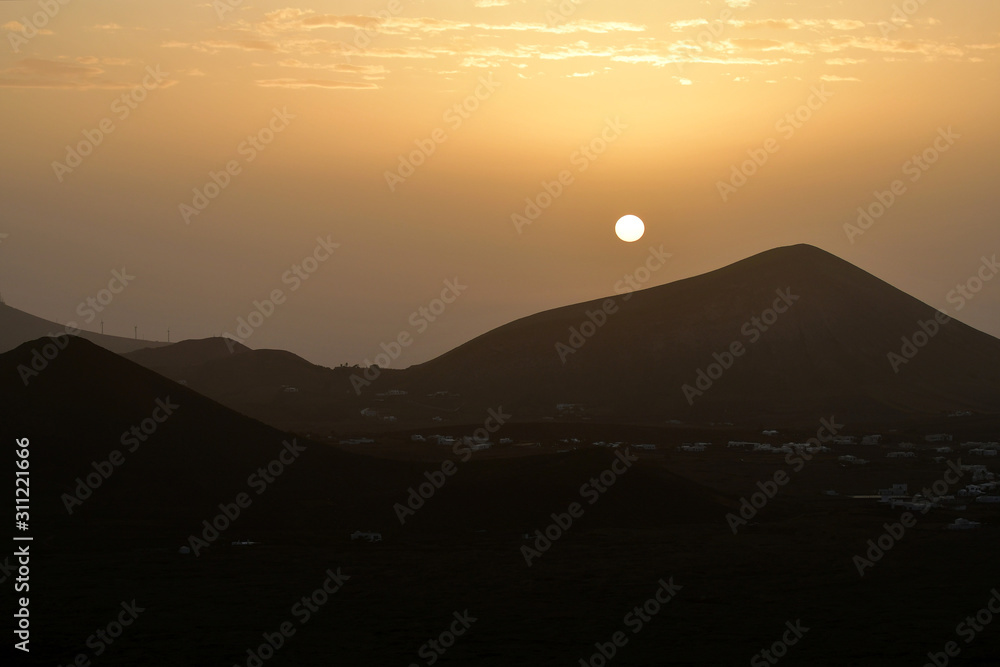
[2,0,998,368]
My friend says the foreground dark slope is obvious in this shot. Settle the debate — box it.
[2,337,729,546]
[6,339,1000,667]
[1,337,386,547]
[396,244,1000,424]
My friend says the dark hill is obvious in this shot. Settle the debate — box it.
[393,244,1000,425]
[2,337,729,549]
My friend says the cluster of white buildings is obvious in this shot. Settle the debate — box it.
[724,440,834,455]
[962,464,995,483]
[411,433,494,451]
[961,442,1000,457]
[957,481,1000,497]
[874,470,1000,513]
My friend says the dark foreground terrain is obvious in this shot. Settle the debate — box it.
[21,515,1000,666]
[5,337,1000,666]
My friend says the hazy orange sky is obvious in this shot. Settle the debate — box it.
[2,0,998,368]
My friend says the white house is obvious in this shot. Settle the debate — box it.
[963,465,995,482]
[946,518,981,530]
[879,484,909,497]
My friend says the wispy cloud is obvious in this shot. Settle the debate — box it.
[254,78,379,90]
[0,58,177,90]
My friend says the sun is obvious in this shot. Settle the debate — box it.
[615,215,645,243]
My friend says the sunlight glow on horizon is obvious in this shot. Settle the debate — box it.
[1,0,998,367]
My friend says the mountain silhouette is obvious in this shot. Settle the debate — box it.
[393,244,1000,424]
[0,301,167,355]
[18,245,1000,430]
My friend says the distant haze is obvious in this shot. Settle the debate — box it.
[2,0,998,368]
